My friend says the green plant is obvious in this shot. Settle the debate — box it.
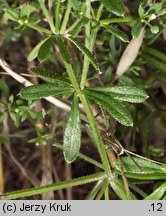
[1,0,166,200]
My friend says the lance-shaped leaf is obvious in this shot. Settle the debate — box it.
[69,17,89,37]
[66,36,100,73]
[131,20,142,38]
[63,95,81,163]
[114,156,166,180]
[88,86,149,103]
[103,25,129,42]
[109,176,136,200]
[85,90,133,127]
[38,37,54,62]
[20,84,72,100]
[116,27,145,78]
[144,182,166,200]
[27,37,51,62]
[31,67,70,85]
[4,8,19,21]
[101,0,125,16]
[56,35,71,64]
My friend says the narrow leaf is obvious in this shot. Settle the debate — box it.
[88,86,149,103]
[63,95,81,163]
[20,84,72,100]
[138,4,144,17]
[144,183,166,200]
[67,36,100,73]
[56,35,71,64]
[131,21,142,38]
[38,37,54,62]
[69,17,89,37]
[101,0,125,16]
[85,90,133,127]
[116,27,145,78]
[103,25,129,42]
[31,67,70,85]
[114,156,166,180]
[4,8,19,21]
[69,0,79,11]
[142,46,166,63]
[109,177,136,200]
[142,54,166,73]
[27,37,50,62]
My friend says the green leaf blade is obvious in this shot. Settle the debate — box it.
[131,21,142,38]
[20,84,72,100]
[27,37,50,62]
[89,86,149,103]
[114,156,166,180]
[85,90,133,127]
[56,35,71,64]
[109,177,136,200]
[31,67,70,85]
[63,95,81,163]
[144,183,166,200]
[103,25,129,42]
[4,8,19,21]
[67,36,100,73]
[101,0,125,16]
[38,37,54,62]
[69,0,79,11]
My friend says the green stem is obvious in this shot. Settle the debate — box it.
[38,0,56,33]
[80,0,91,90]
[55,0,61,32]
[60,57,110,173]
[60,1,72,33]
[65,64,81,93]
[2,172,106,200]
[80,4,103,90]
[79,94,111,173]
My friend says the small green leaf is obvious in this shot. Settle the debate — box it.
[114,156,166,180]
[4,8,19,21]
[101,0,125,16]
[103,25,129,42]
[38,37,54,62]
[9,111,20,127]
[69,0,79,11]
[69,17,89,37]
[85,90,133,127]
[56,35,71,64]
[88,86,149,103]
[63,95,81,163]
[131,21,142,38]
[138,4,144,18]
[67,36,100,73]
[149,3,162,14]
[27,37,50,62]
[20,84,72,100]
[144,183,166,200]
[31,67,70,85]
